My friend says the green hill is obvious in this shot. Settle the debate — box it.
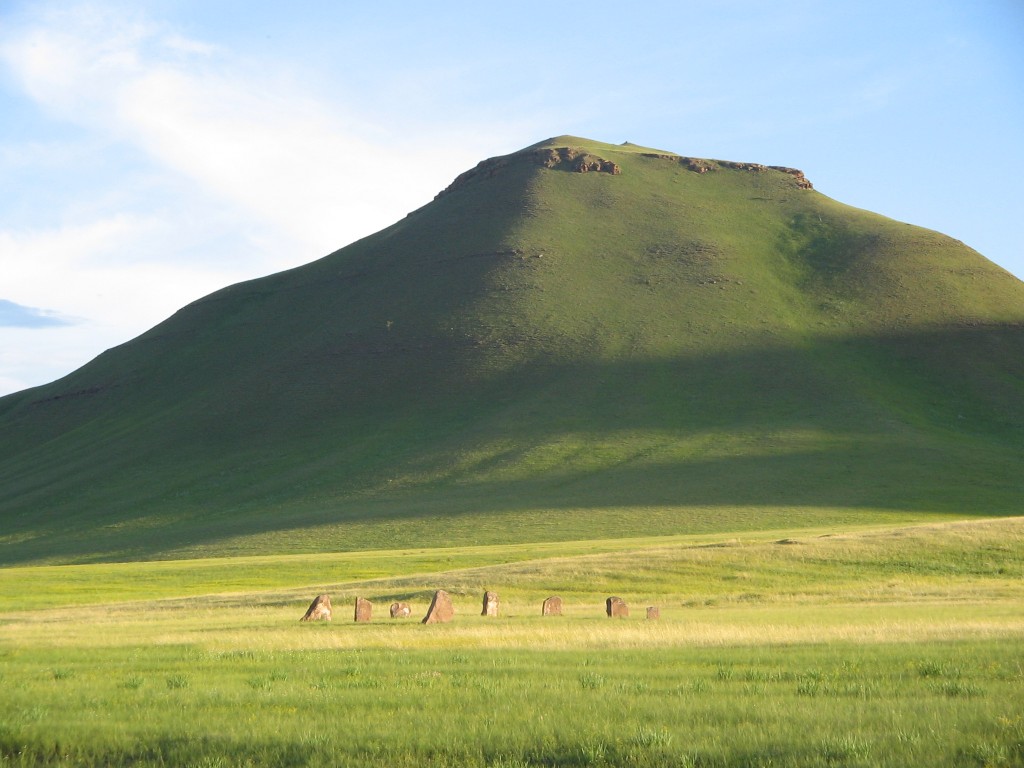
[2,136,1023,564]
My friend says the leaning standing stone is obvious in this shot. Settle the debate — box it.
[300,594,332,622]
[606,596,629,618]
[354,597,372,623]
[646,606,660,620]
[481,591,499,617]
[390,602,411,618]
[422,590,455,624]
[542,596,563,616]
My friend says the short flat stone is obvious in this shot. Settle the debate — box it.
[542,596,563,616]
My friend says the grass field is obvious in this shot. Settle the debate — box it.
[2,517,1022,766]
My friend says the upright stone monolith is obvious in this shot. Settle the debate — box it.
[481,590,499,617]
[646,606,660,620]
[421,590,455,624]
[390,602,411,618]
[606,596,629,618]
[354,597,372,622]
[542,596,563,616]
[300,594,332,622]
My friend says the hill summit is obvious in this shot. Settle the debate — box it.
[2,136,1023,564]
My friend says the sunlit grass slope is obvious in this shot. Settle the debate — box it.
[1,136,1023,563]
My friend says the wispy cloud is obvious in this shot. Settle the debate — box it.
[0,3,505,255]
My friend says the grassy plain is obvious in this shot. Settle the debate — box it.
[1,517,1022,766]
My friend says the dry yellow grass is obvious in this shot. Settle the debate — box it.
[2,517,1020,654]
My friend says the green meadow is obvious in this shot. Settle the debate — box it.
[2,138,1023,765]
[2,517,1022,767]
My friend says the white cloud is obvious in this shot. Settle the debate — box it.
[114,66,470,255]
[1,4,499,253]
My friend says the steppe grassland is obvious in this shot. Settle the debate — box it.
[0,517,1022,767]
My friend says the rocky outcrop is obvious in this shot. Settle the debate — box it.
[682,157,715,174]
[717,160,813,187]
[642,153,715,174]
[437,146,620,198]
[641,153,812,187]
[439,144,811,198]
[768,166,813,189]
[300,594,332,622]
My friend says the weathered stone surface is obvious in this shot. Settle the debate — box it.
[573,154,621,174]
[436,146,621,198]
[389,601,411,618]
[422,590,455,624]
[768,166,814,189]
[354,597,372,623]
[606,596,629,618]
[682,157,715,174]
[300,594,332,622]
[646,606,660,620]
[542,596,563,616]
[481,590,499,617]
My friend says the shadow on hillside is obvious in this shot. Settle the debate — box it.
[1,323,1023,563]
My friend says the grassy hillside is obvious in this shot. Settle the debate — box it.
[1,136,1022,564]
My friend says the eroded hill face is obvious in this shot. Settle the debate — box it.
[1,137,1022,564]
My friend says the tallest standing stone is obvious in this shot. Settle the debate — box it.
[422,590,455,624]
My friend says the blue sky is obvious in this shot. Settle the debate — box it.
[1,0,1022,396]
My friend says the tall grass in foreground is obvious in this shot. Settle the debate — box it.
[1,642,1022,766]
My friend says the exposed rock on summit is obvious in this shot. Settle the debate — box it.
[437,145,620,198]
[768,166,813,189]
[641,152,812,188]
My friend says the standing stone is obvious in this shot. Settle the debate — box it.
[354,597,372,623]
[542,596,563,616]
[646,606,660,620]
[389,602,411,618]
[300,594,332,622]
[421,589,455,624]
[606,596,629,618]
[481,591,499,617]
